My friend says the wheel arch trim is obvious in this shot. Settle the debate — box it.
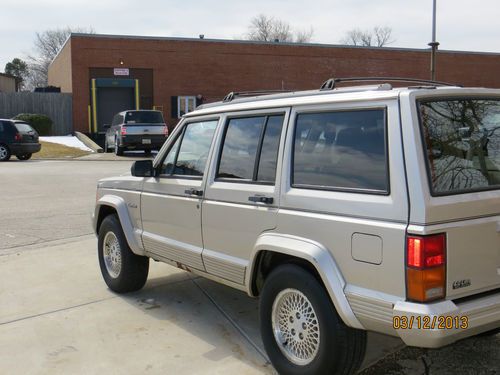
[94,195,145,255]
[247,233,363,329]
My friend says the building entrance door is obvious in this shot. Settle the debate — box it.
[90,78,139,134]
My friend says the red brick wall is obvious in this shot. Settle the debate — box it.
[56,35,500,133]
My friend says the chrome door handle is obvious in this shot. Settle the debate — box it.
[184,188,203,197]
[248,195,273,204]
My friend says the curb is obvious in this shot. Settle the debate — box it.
[75,131,103,153]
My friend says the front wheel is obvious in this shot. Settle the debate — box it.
[260,264,366,375]
[98,214,149,293]
[16,153,32,160]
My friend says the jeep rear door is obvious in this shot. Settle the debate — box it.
[201,108,289,285]
[402,90,500,299]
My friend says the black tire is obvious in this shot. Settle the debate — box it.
[98,214,149,293]
[260,264,366,375]
[0,144,11,161]
[115,144,124,156]
[114,136,124,156]
[16,153,32,160]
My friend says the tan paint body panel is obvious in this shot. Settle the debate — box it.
[94,86,500,349]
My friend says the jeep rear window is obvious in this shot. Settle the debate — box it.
[418,98,500,195]
[292,109,388,193]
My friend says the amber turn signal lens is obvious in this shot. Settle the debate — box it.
[407,266,445,302]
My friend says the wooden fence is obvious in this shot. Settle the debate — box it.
[0,92,72,135]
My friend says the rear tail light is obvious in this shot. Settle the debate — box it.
[120,127,127,135]
[14,133,22,141]
[406,234,446,302]
[163,125,169,137]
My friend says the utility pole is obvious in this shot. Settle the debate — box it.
[429,0,439,81]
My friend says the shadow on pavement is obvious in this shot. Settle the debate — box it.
[120,273,275,374]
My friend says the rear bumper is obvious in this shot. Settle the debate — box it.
[119,135,166,149]
[393,291,500,348]
[9,143,41,154]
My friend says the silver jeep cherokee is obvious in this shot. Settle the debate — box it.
[93,78,500,375]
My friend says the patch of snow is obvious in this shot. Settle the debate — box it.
[39,136,94,152]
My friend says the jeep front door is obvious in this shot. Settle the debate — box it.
[140,118,218,271]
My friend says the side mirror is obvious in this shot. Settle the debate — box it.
[131,160,155,177]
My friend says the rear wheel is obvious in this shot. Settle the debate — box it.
[98,214,149,293]
[114,137,124,156]
[16,153,32,160]
[260,264,366,375]
[104,139,111,153]
[0,144,11,161]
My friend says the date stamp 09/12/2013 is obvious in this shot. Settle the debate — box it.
[393,315,469,330]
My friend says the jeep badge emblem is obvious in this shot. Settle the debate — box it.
[452,279,471,289]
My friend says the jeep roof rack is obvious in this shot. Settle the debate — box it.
[196,77,462,111]
[320,77,460,90]
[223,90,292,103]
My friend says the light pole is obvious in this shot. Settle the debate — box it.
[429,0,439,81]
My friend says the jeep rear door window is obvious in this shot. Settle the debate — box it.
[293,109,388,193]
[418,98,500,195]
[256,116,283,182]
[217,115,284,182]
[160,120,217,177]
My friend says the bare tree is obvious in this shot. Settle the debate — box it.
[373,26,394,47]
[340,26,394,47]
[295,27,314,43]
[26,26,94,89]
[246,14,313,43]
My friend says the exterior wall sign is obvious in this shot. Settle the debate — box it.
[113,68,130,76]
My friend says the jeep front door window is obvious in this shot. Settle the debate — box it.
[160,120,217,176]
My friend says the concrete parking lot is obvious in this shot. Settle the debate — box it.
[1,157,498,374]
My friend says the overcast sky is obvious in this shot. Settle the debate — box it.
[1,0,499,71]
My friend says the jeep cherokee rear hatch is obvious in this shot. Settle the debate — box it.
[416,96,500,299]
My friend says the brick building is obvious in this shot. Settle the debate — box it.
[48,33,500,135]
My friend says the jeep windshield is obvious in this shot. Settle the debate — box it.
[124,111,164,125]
[418,98,500,195]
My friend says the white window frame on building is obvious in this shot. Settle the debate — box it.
[177,96,197,117]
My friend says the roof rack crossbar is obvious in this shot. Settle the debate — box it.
[223,89,293,102]
[320,77,461,90]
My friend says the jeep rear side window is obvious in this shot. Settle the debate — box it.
[419,98,500,195]
[293,109,388,193]
[160,120,217,177]
[217,115,284,183]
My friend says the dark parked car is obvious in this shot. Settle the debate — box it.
[0,119,41,161]
[104,110,168,156]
